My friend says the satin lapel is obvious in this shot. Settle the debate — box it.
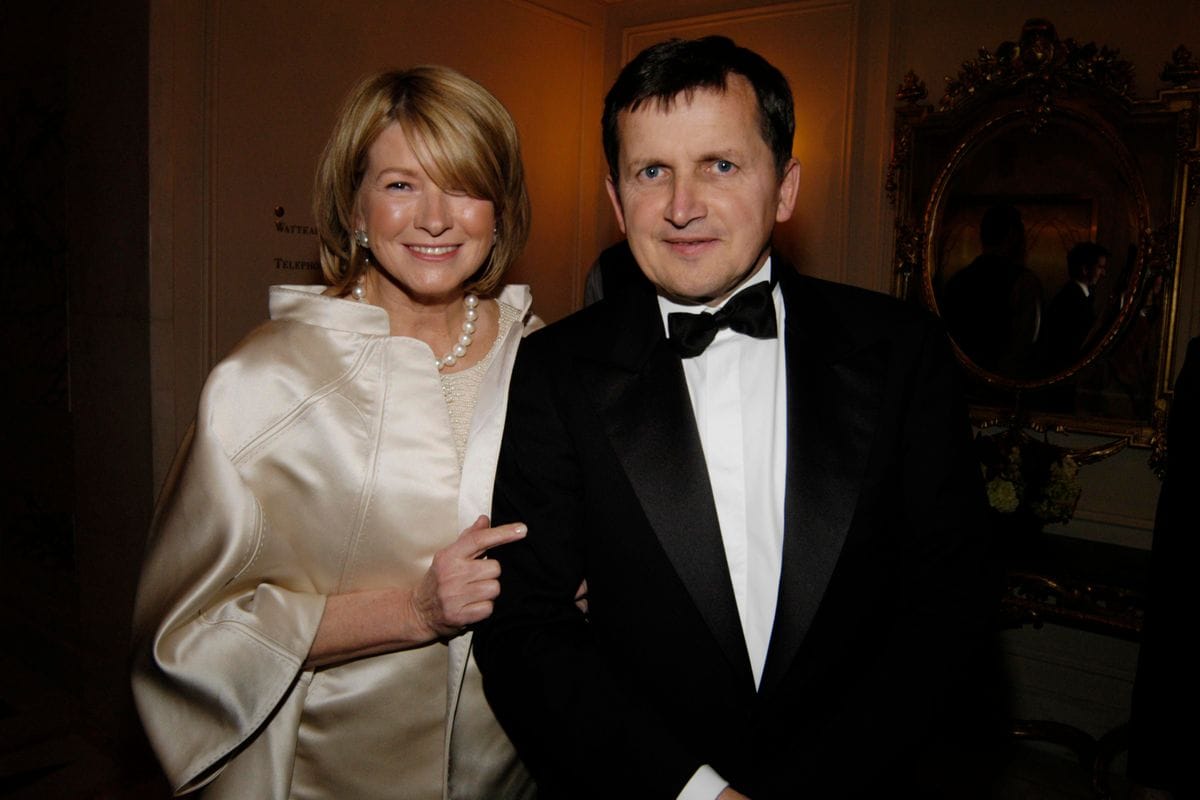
[759,270,883,697]
[579,292,752,684]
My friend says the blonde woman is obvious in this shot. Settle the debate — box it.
[132,66,537,799]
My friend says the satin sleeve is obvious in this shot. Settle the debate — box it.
[131,411,326,794]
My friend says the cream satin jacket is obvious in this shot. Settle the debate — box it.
[132,285,536,799]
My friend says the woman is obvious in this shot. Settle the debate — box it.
[131,66,537,799]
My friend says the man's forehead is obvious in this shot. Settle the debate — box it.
[626,83,726,116]
[615,82,763,163]
[622,75,757,119]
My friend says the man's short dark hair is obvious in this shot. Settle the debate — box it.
[979,204,1024,249]
[602,36,795,183]
[1067,241,1109,281]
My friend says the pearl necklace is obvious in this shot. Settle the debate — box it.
[351,278,479,370]
[437,294,479,370]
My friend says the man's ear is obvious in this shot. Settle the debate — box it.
[605,175,628,235]
[774,158,801,223]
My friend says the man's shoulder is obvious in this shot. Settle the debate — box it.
[787,272,936,342]
[791,272,903,309]
[522,289,650,355]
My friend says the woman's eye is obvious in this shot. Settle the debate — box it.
[387,181,411,191]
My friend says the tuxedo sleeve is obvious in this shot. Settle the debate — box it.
[473,336,702,798]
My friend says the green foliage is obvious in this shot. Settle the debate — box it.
[975,429,1082,525]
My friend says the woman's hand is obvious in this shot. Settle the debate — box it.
[410,515,527,639]
[305,516,525,668]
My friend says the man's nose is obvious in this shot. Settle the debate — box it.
[665,174,706,228]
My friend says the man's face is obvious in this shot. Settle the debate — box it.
[606,75,799,306]
[1085,255,1107,286]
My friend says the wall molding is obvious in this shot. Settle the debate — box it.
[149,0,216,490]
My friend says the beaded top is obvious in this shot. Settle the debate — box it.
[440,299,522,466]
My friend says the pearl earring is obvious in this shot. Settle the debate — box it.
[354,229,370,248]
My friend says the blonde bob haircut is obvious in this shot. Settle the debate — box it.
[313,66,531,296]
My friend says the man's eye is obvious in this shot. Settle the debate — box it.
[714,160,735,173]
[641,166,662,179]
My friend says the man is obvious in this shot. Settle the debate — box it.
[1041,241,1109,374]
[940,204,1043,377]
[474,36,994,798]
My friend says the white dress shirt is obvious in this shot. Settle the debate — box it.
[657,259,788,800]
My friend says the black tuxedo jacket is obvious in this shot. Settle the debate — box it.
[1042,281,1096,372]
[474,259,995,798]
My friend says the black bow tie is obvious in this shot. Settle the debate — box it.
[667,281,778,358]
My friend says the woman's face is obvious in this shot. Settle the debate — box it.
[355,122,495,305]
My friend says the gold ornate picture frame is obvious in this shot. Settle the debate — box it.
[889,19,1199,456]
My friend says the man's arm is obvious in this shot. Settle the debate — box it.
[473,339,703,798]
[811,314,999,789]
